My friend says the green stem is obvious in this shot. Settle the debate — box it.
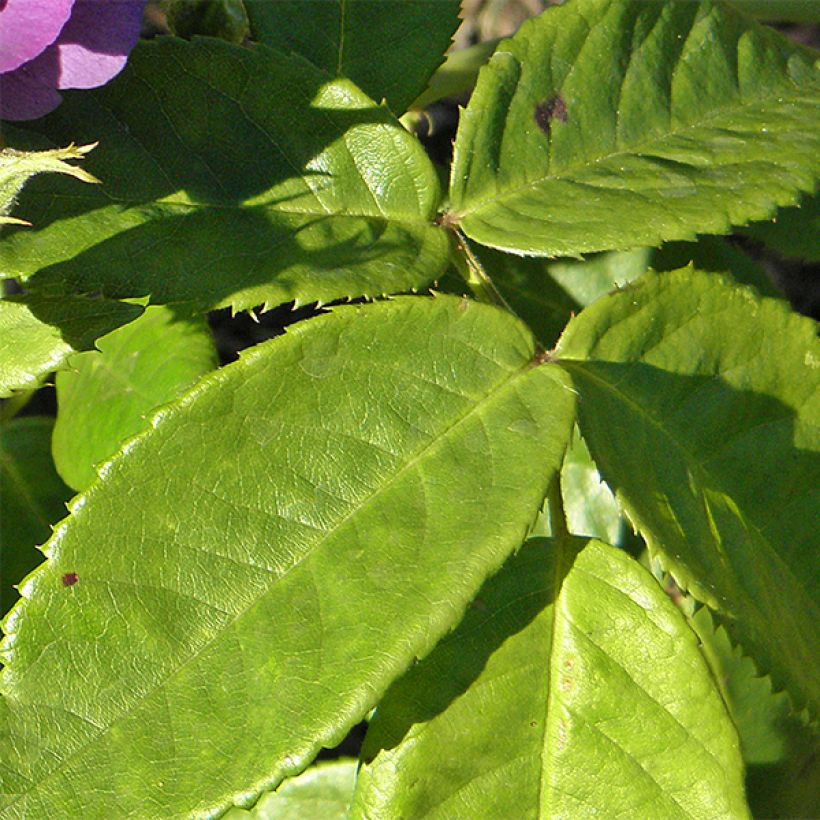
[452,228,516,315]
[1,390,34,422]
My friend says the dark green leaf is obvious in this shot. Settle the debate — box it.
[0,39,448,313]
[651,235,781,298]
[0,418,71,615]
[244,0,462,115]
[741,192,820,262]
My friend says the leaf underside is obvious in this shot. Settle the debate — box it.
[354,537,747,818]
[450,0,820,256]
[557,268,820,716]
[0,38,448,314]
[0,296,575,817]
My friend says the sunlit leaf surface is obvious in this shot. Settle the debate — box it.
[450,0,819,255]
[0,296,574,816]
[354,537,747,818]
[557,268,820,715]
[53,306,217,491]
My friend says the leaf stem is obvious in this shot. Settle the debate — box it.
[451,228,516,315]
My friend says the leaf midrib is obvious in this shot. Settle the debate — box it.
[454,77,815,220]
[3,343,555,810]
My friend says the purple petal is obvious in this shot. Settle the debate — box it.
[0,0,75,73]
[0,59,62,121]
[53,0,147,89]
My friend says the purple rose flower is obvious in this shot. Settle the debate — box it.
[0,0,147,121]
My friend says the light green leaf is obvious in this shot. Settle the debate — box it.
[0,144,97,227]
[0,38,448,312]
[53,305,218,492]
[556,268,820,715]
[561,428,624,546]
[353,537,747,818]
[688,606,819,817]
[0,296,143,398]
[225,759,357,819]
[0,295,575,817]
[411,39,500,110]
[0,418,71,616]
[741,192,820,262]
[244,0,462,115]
[449,0,819,255]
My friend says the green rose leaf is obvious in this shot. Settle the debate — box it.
[53,305,218,492]
[0,38,448,313]
[244,0,462,115]
[561,429,624,546]
[0,143,97,227]
[224,759,357,819]
[0,296,575,816]
[449,0,819,256]
[353,537,747,818]
[0,295,143,398]
[556,268,820,716]
[689,607,820,818]
[0,418,71,615]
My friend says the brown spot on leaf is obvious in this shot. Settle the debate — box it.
[62,572,78,587]
[534,95,568,135]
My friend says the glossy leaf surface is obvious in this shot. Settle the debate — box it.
[556,269,820,715]
[0,418,71,615]
[450,0,820,255]
[0,296,143,398]
[244,0,461,114]
[0,296,575,816]
[0,39,448,312]
[53,306,217,491]
[354,537,747,818]
[224,759,357,819]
